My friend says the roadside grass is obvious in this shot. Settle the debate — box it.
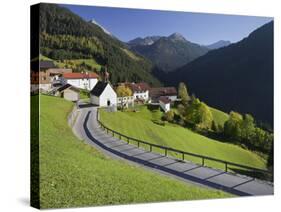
[100,105,266,171]
[79,89,90,100]
[38,95,231,208]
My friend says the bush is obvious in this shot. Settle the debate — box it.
[185,98,213,129]
[177,103,186,117]
[211,121,218,132]
[162,110,174,122]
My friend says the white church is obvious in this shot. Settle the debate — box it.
[90,81,117,107]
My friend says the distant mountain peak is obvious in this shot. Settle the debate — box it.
[168,32,186,42]
[128,36,161,46]
[128,32,208,72]
[90,18,112,36]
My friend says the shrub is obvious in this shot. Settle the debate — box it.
[163,110,175,122]
[177,103,186,117]
[185,98,213,129]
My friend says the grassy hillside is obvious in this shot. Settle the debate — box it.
[100,106,266,170]
[38,95,230,208]
[210,107,229,126]
[39,54,102,73]
[56,59,102,72]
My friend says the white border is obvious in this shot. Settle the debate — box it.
[0,0,279,211]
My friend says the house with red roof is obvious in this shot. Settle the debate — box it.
[62,72,99,91]
[126,82,150,102]
[149,87,177,102]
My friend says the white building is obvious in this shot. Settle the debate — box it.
[128,82,150,101]
[63,72,99,91]
[159,96,171,112]
[55,84,80,102]
[117,96,134,108]
[90,81,117,107]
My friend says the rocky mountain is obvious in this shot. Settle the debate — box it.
[128,36,161,46]
[128,33,209,72]
[205,40,231,50]
[165,21,273,126]
[39,3,161,86]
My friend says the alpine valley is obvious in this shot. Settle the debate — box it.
[39,4,273,127]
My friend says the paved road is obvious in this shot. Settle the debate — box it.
[72,106,273,197]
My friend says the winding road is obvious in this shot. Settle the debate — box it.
[72,105,273,196]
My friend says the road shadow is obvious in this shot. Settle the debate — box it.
[78,103,96,108]
[83,111,252,197]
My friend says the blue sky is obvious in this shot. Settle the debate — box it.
[61,4,272,45]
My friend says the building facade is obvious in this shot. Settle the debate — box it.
[159,96,171,112]
[63,72,99,91]
[90,81,117,107]
[150,87,177,102]
[117,96,134,108]
[119,82,150,101]
[55,84,80,102]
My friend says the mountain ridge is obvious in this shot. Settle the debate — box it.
[128,33,209,72]
[165,21,273,126]
[205,40,231,50]
[39,3,161,86]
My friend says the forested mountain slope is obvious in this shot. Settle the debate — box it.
[166,21,273,126]
[39,4,161,85]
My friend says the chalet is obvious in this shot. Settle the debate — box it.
[159,96,171,112]
[127,82,150,101]
[90,81,117,107]
[39,60,55,91]
[48,68,72,85]
[38,60,72,92]
[149,87,177,102]
[63,72,99,91]
[55,84,80,102]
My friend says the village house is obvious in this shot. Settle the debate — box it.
[127,82,150,102]
[38,61,72,92]
[39,61,56,91]
[47,68,72,87]
[117,95,134,108]
[159,96,171,112]
[90,81,117,107]
[63,72,99,91]
[55,84,80,102]
[149,87,177,102]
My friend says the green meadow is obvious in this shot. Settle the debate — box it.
[100,105,266,170]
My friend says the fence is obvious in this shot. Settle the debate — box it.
[96,109,272,180]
